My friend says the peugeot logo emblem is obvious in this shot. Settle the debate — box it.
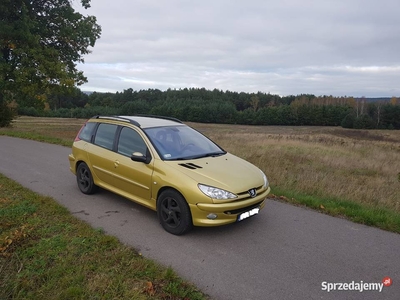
[248,188,257,198]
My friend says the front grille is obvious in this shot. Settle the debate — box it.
[224,201,264,215]
[236,185,264,200]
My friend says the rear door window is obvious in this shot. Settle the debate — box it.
[94,123,118,150]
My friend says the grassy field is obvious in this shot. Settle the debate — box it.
[193,122,400,213]
[1,116,400,297]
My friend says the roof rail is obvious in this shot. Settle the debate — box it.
[134,114,183,124]
[93,115,141,127]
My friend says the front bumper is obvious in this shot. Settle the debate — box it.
[190,186,270,226]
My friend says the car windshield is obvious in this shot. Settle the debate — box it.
[144,125,226,160]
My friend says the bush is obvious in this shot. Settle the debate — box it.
[354,114,376,129]
[18,106,40,117]
[0,101,15,127]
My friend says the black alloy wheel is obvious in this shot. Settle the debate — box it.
[157,190,193,235]
[76,162,97,194]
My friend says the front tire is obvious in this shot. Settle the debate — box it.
[76,162,98,195]
[157,190,193,235]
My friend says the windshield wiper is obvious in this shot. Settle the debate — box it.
[168,151,226,161]
[182,151,226,160]
[203,151,226,157]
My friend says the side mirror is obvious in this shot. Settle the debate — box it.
[131,151,151,164]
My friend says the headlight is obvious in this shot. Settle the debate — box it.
[198,184,237,200]
[261,170,269,189]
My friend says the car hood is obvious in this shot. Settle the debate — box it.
[165,153,264,193]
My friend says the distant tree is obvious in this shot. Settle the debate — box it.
[354,114,375,129]
[120,100,150,115]
[354,96,366,117]
[280,95,296,106]
[235,92,250,111]
[0,100,14,126]
[236,108,256,125]
[249,95,260,112]
[47,87,88,110]
[341,113,355,128]
[376,103,382,127]
[380,104,400,129]
[0,0,101,126]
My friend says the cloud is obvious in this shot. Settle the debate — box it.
[75,0,400,97]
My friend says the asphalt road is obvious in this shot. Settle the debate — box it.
[1,136,399,300]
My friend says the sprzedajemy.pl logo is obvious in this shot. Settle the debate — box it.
[321,277,393,293]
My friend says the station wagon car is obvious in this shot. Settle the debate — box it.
[68,115,270,235]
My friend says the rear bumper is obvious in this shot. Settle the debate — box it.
[68,154,76,175]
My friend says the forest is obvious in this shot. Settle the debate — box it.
[14,87,400,129]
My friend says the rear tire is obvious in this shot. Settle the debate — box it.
[157,190,193,235]
[76,162,98,194]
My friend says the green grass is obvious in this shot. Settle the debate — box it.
[0,174,207,300]
[270,186,400,233]
[0,130,73,147]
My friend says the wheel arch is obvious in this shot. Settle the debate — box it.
[75,160,85,172]
[156,186,186,204]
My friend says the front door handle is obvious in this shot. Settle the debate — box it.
[114,160,120,168]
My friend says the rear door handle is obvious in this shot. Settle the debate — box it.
[114,160,120,168]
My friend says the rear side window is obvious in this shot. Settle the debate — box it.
[117,127,147,156]
[78,122,96,142]
[94,123,118,150]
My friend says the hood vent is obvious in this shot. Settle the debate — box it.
[179,163,203,170]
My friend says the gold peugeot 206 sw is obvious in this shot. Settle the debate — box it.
[69,115,270,235]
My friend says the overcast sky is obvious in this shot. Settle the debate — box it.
[74,0,400,97]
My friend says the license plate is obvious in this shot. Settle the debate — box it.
[237,207,259,222]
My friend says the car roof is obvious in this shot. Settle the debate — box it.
[92,115,183,129]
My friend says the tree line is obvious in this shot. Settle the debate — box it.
[15,88,400,129]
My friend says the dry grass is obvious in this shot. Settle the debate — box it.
[6,116,84,141]
[192,123,400,213]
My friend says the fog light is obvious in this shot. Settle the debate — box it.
[207,213,218,220]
